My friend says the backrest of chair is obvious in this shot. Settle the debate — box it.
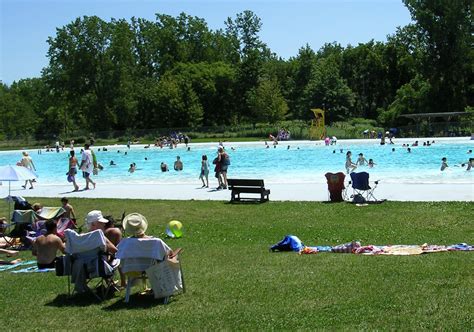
[117,237,171,273]
[36,207,66,221]
[56,219,77,239]
[227,179,264,188]
[12,196,32,210]
[325,172,345,191]
[64,229,107,254]
[11,210,36,224]
[350,172,370,190]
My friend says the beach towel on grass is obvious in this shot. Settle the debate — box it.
[0,260,36,272]
[355,245,384,255]
[447,243,474,251]
[380,245,423,256]
[332,241,361,253]
[11,266,55,273]
[299,246,333,254]
[421,244,448,253]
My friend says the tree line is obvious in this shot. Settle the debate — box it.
[0,1,472,140]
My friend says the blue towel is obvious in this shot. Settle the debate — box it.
[11,266,55,273]
[0,260,36,272]
[315,246,333,252]
[447,243,473,251]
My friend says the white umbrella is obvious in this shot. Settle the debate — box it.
[0,165,38,216]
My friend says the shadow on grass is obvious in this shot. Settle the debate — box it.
[103,294,171,311]
[45,293,102,307]
[225,200,269,205]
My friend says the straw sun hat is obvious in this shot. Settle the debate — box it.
[122,213,148,236]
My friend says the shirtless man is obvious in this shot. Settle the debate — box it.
[174,156,183,171]
[32,221,65,269]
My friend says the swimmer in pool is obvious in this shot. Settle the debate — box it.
[345,151,357,174]
[461,158,473,171]
[440,157,448,171]
[356,153,368,166]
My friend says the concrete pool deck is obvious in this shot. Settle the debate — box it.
[2,182,473,202]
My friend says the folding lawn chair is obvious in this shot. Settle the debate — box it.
[62,229,120,301]
[325,172,347,202]
[56,218,77,239]
[10,207,66,247]
[116,237,184,304]
[0,219,19,249]
[349,171,379,202]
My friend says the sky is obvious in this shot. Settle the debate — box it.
[0,0,413,85]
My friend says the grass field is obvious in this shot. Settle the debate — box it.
[0,198,473,330]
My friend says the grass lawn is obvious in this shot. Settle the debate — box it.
[0,198,473,330]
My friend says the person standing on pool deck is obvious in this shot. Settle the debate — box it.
[199,155,209,188]
[218,147,230,189]
[68,150,79,191]
[20,151,36,189]
[79,144,96,190]
[345,151,357,174]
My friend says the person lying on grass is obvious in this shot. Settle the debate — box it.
[0,248,21,265]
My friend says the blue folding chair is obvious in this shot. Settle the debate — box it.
[349,172,379,202]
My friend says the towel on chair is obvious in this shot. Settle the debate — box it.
[117,238,171,273]
[64,229,107,254]
[117,237,171,260]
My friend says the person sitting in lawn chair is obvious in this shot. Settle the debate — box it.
[62,211,119,297]
[117,213,183,303]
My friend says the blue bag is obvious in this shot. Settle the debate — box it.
[270,235,304,252]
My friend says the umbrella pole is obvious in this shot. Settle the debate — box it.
[8,181,11,219]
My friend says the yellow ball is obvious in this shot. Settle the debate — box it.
[166,220,183,238]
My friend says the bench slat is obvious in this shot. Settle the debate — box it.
[232,187,269,194]
[227,179,265,187]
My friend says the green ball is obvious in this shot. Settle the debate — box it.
[166,220,183,238]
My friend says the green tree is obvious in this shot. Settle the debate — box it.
[226,10,270,120]
[379,74,431,125]
[288,45,317,120]
[0,81,38,139]
[403,0,473,112]
[44,16,115,131]
[247,78,289,122]
[155,74,203,128]
[303,57,355,123]
[107,19,138,130]
[341,41,389,119]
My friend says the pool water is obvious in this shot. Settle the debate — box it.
[1,139,473,185]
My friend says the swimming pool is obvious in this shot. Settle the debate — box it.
[0,138,473,186]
